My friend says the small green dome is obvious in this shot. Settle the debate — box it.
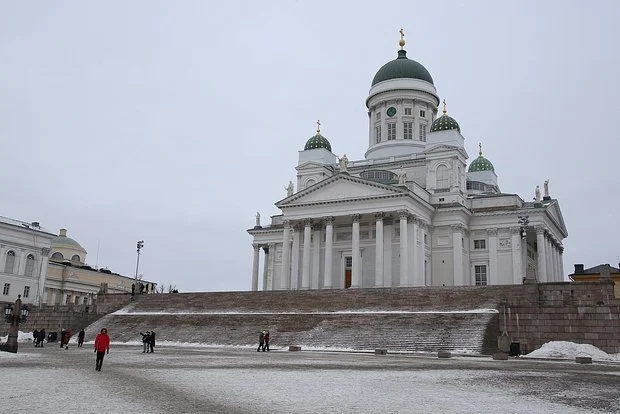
[304,133,332,152]
[431,113,460,133]
[468,154,495,172]
[372,50,434,86]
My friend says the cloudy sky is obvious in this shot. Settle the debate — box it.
[1,1,618,291]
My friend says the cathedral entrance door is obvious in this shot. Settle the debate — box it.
[345,269,352,289]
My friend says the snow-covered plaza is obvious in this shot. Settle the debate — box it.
[1,338,619,413]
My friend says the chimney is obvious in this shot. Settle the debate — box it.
[574,264,584,273]
[59,228,67,237]
[600,264,611,279]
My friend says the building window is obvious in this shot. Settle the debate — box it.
[74,296,80,305]
[436,165,449,189]
[25,254,35,276]
[474,239,487,249]
[51,252,64,260]
[71,255,80,262]
[419,124,427,142]
[475,265,488,286]
[375,126,381,143]
[424,234,428,245]
[387,123,396,141]
[83,297,88,305]
[376,112,381,121]
[404,108,412,115]
[2,283,10,295]
[403,122,413,139]
[4,251,16,273]
[23,286,30,298]
[420,110,426,118]
[65,295,71,305]
[345,257,352,268]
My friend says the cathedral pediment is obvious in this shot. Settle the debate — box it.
[546,200,568,237]
[277,174,406,207]
[424,144,468,158]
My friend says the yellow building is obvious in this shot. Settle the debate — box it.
[569,263,620,297]
[44,229,156,305]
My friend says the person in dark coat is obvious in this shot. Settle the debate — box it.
[257,331,265,352]
[60,329,66,348]
[37,329,46,347]
[33,330,39,346]
[78,329,85,347]
[149,331,156,353]
[140,332,150,353]
[263,331,270,352]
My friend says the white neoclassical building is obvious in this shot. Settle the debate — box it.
[248,33,568,291]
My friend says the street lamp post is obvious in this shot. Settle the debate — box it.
[1,294,30,353]
[135,240,144,288]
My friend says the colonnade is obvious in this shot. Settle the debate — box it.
[251,211,429,291]
[536,226,564,282]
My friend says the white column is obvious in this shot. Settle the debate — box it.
[384,217,393,287]
[311,223,321,289]
[280,221,291,290]
[399,211,409,287]
[291,225,301,289]
[510,227,522,284]
[374,213,384,287]
[553,241,560,282]
[324,217,334,289]
[545,235,552,282]
[408,216,416,286]
[251,244,260,291]
[37,248,50,306]
[301,219,312,289]
[416,222,426,285]
[452,225,464,285]
[536,227,547,283]
[262,245,270,291]
[351,214,361,288]
[16,250,25,275]
[559,246,565,281]
[487,228,498,285]
[0,245,6,272]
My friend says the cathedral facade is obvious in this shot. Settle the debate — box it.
[248,34,567,291]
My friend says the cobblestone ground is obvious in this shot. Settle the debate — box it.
[1,345,619,413]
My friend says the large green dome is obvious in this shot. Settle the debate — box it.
[372,50,434,86]
[430,113,460,133]
[468,154,495,172]
[304,133,332,152]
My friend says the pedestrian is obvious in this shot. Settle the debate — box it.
[263,331,270,352]
[94,328,110,371]
[64,329,72,350]
[78,329,85,347]
[140,332,150,353]
[38,329,46,347]
[149,331,156,353]
[257,331,265,352]
[33,330,39,346]
[60,329,66,348]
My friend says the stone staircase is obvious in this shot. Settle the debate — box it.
[84,287,504,355]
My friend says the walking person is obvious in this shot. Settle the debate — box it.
[140,332,150,353]
[263,331,270,352]
[149,331,156,353]
[77,329,85,348]
[257,331,265,352]
[94,328,110,371]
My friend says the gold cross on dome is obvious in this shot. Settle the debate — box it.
[399,28,405,49]
[316,120,321,134]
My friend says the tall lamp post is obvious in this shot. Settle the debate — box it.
[1,294,30,353]
[135,240,144,288]
[518,216,530,282]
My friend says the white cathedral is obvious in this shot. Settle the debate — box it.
[248,33,568,291]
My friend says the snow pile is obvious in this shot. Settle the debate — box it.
[0,330,36,343]
[522,341,620,362]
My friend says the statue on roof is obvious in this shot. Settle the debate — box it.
[285,181,294,197]
[544,179,550,198]
[255,212,261,227]
[535,185,541,203]
[338,154,349,173]
[398,170,407,185]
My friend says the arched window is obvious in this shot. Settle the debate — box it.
[51,252,64,260]
[436,165,449,189]
[4,251,16,273]
[71,255,81,262]
[305,179,316,189]
[25,254,35,276]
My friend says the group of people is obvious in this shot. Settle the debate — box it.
[140,331,156,353]
[257,330,270,352]
[32,329,46,347]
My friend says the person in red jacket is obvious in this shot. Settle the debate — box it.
[94,328,110,371]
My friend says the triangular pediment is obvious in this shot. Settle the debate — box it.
[424,144,468,158]
[277,174,406,207]
[296,161,332,170]
[545,200,568,237]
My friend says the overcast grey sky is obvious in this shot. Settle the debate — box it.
[1,1,619,292]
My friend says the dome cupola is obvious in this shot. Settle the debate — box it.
[371,30,433,86]
[431,99,460,133]
[468,143,495,172]
[303,120,332,152]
